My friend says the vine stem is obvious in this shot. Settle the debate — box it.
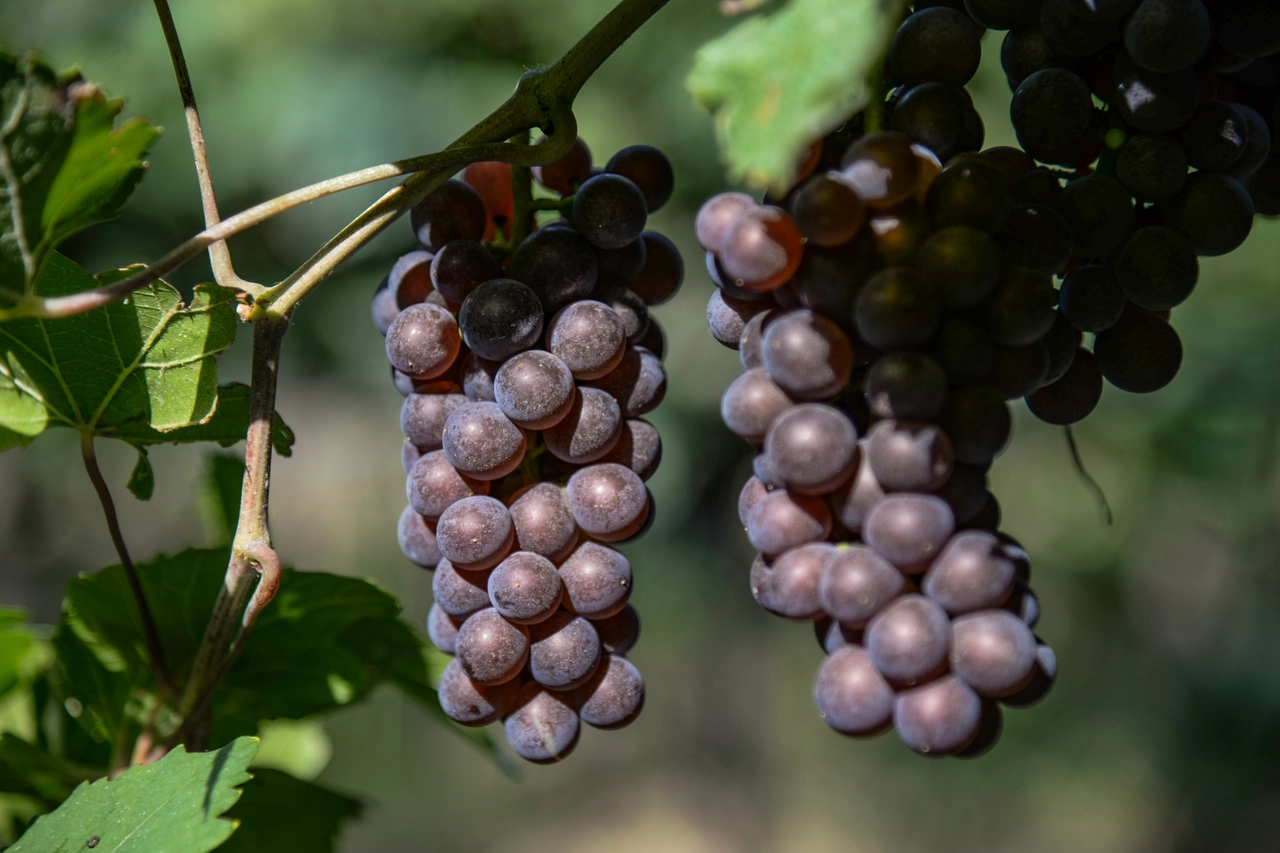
[79,433,172,698]
[508,128,535,250]
[151,0,259,297]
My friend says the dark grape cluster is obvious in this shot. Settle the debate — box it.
[375,139,682,763]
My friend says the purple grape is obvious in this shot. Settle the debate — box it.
[828,446,886,534]
[636,317,667,361]
[427,602,462,655]
[950,610,1038,696]
[397,505,441,568]
[590,346,666,417]
[814,618,862,655]
[430,239,500,304]
[389,250,440,309]
[410,179,487,251]
[855,267,942,351]
[455,607,529,687]
[738,309,774,370]
[814,646,896,736]
[458,279,544,362]
[739,476,771,527]
[745,490,833,556]
[599,418,663,481]
[865,494,956,572]
[529,611,602,690]
[591,604,640,656]
[955,701,1004,759]
[509,483,579,563]
[1003,580,1040,628]
[1001,643,1057,707]
[558,542,633,619]
[371,277,399,335]
[819,545,906,628]
[720,368,794,446]
[493,350,575,430]
[438,657,512,726]
[574,655,645,729]
[459,352,500,403]
[707,289,769,349]
[385,303,461,378]
[628,232,684,306]
[407,449,488,520]
[894,675,983,755]
[504,688,580,763]
[432,559,492,618]
[937,386,1012,466]
[761,310,854,400]
[488,551,564,625]
[435,495,515,571]
[441,401,527,481]
[597,286,650,343]
[546,301,627,380]
[510,226,599,311]
[788,172,866,246]
[985,267,1058,347]
[867,352,948,420]
[866,420,954,493]
[932,462,988,525]
[401,392,467,452]
[544,387,623,465]
[533,136,592,194]
[921,530,1017,614]
[763,404,859,495]
[749,543,832,620]
[573,173,648,249]
[606,145,674,213]
[566,463,649,542]
[866,594,951,685]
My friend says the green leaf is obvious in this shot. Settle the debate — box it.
[201,453,248,546]
[0,734,94,808]
[216,769,361,853]
[0,609,48,701]
[9,736,257,853]
[125,445,153,501]
[112,384,295,457]
[687,0,909,192]
[49,621,132,749]
[0,251,239,450]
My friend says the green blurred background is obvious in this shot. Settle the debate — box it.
[3,0,1280,850]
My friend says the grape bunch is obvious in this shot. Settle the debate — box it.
[373,138,683,763]
[700,0,1280,756]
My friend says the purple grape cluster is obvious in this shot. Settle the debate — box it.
[374,139,682,763]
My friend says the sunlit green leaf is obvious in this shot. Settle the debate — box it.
[216,769,361,853]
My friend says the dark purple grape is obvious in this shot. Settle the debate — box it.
[1161,172,1255,256]
[867,200,933,266]
[1004,580,1040,628]
[985,267,1058,347]
[573,173,648,250]
[606,145,674,213]
[397,504,441,568]
[544,387,623,465]
[1056,174,1135,259]
[1059,265,1125,333]
[1041,311,1079,387]
[738,309,773,370]
[789,231,880,320]
[510,227,599,311]
[455,608,530,686]
[591,605,640,657]
[926,158,1011,233]
[509,483,578,563]
[894,675,983,755]
[372,277,399,335]
[435,495,515,571]
[707,289,769,349]
[889,7,983,88]
[438,657,509,726]
[931,318,994,386]
[1026,347,1103,423]
[720,207,804,293]
[1011,69,1095,153]
[749,544,831,620]
[566,463,648,541]
[814,617,862,654]
[921,530,1017,614]
[596,286,649,344]
[964,492,1001,531]
[1040,0,1120,55]
[1001,643,1057,707]
[488,551,564,625]
[763,404,859,495]
[432,559,492,618]
[1093,308,1182,393]
[574,655,645,729]
[427,603,462,655]
[546,300,627,380]
[385,303,461,378]
[558,541,633,619]
[442,401,526,481]
[504,688,579,763]
[410,179,487,251]
[533,137,592,194]
[856,267,942,351]
[761,309,854,400]
[401,392,467,452]
[590,346,666,417]
[950,610,1038,696]
[1001,25,1079,89]
[933,463,989,525]
[963,0,1039,29]
[814,646,896,736]
[430,240,500,304]
[955,701,1004,758]
[864,494,956,572]
[407,449,488,520]
[1015,168,1063,205]
[1228,104,1272,180]
[1116,134,1188,202]
[528,611,602,689]
[459,353,499,403]
[458,278,544,361]
[1058,0,1134,21]
[1177,100,1250,172]
[841,132,921,209]
[788,172,866,246]
[1124,0,1211,74]
[1002,203,1073,275]
[938,388,1012,466]
[600,419,662,481]
[917,226,1001,309]
[625,232,682,307]
[867,353,948,421]
[595,241,648,293]
[493,350,575,430]
[636,317,667,362]
[696,192,758,254]
[819,545,905,628]
[866,594,951,684]
[866,420,954,493]
[746,490,833,556]
[389,250,435,310]
[1113,60,1200,133]
[984,341,1051,399]
[828,446,885,534]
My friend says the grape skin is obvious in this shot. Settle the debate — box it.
[546,300,627,380]
[441,402,527,481]
[432,559,493,619]
[950,610,1038,697]
[573,173,649,250]
[509,483,579,564]
[926,158,1012,234]
[788,172,866,247]
[435,495,516,571]
[814,646,896,737]
[430,240,500,305]
[504,688,580,763]
[427,603,462,655]
[407,449,488,520]
[458,279,544,361]
[985,266,1058,346]
[389,250,435,309]
[1027,347,1104,424]
[1161,171,1255,257]
[889,83,986,165]
[385,303,461,379]
[574,655,645,730]
[509,227,599,311]
[922,530,1016,614]
[864,494,956,572]
[917,226,1002,309]
[1010,69,1095,153]
[606,144,675,213]
[828,445,886,534]
[764,404,860,495]
[866,419,955,493]
[529,611,602,690]
[819,545,905,628]
[411,179,487,251]
[720,207,805,293]
[938,386,1012,466]
[438,658,508,726]
[866,594,952,685]
[590,346,667,417]
[867,352,949,420]
[707,289,769,349]
[1124,0,1212,74]
[543,387,623,465]
[493,350,576,430]
[721,368,795,446]
[1055,174,1136,259]
[696,193,758,254]
[401,392,467,452]
[889,8,982,89]
[746,490,833,556]
[566,463,649,541]
[533,137,592,195]
[894,675,983,755]
[558,542,633,619]
[591,605,640,657]
[1059,265,1126,333]
[1093,308,1183,393]
[488,551,564,625]
[397,505,442,568]
[841,132,921,209]
[856,267,942,351]
[600,418,663,481]
[750,544,831,621]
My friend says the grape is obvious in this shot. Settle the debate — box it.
[457,279,543,362]
[867,200,933,266]
[575,655,645,729]
[894,675,983,755]
[1177,100,1250,172]
[890,8,983,89]
[509,226,599,312]
[749,543,831,620]
[1002,204,1074,276]
[407,449,488,520]
[385,303,461,378]
[504,688,580,763]
[840,131,921,209]
[1041,311,1079,386]
[1124,0,1211,73]
[1010,69,1095,153]
[1093,308,1182,393]
[636,316,667,362]
[696,192,758,254]
[596,286,649,343]
[606,144,674,213]
[864,494,956,572]
[965,492,1002,531]
[829,444,886,533]
[432,559,493,618]
[462,160,514,233]
[371,278,399,335]
[558,541,633,619]
[856,267,942,351]
[493,350,575,430]
[410,179,487,251]
[429,240,500,306]
[788,172,866,246]
[435,495,516,571]
[573,173,648,250]
[1014,168,1063,205]
[442,401,526,481]
[950,610,1038,696]
[933,463,989,525]
[721,368,795,445]
[401,439,422,474]
[601,419,663,481]
[487,551,564,626]
[544,387,623,464]
[917,226,1002,309]
[1004,579,1040,627]
[955,701,1004,758]
[746,490,833,555]
[764,404,860,495]
[813,646,896,736]
[427,603,462,655]
[707,289,769,349]
[820,545,906,628]
[509,483,579,563]
[388,250,435,309]
[460,353,499,403]
[761,310,854,400]
[1161,172,1255,256]
[546,300,627,380]
[628,232,685,307]
[1027,348,1103,424]
[738,309,773,370]
[867,352,948,420]
[1114,226,1198,310]
[1001,643,1057,707]
[1040,0,1120,56]
[708,251,770,304]
[401,391,467,451]
[790,232,881,320]
[815,617,862,654]
[963,0,1040,29]
[591,346,667,417]
[566,463,649,542]
[438,658,509,726]
[866,594,951,684]
[1217,1,1280,59]
[921,530,1016,614]
[592,605,640,656]
[1059,265,1125,333]
[1058,0,1135,21]
[528,611,602,690]
[980,146,1036,192]
[985,266,1058,346]
[739,476,771,527]
[397,505,442,568]
[937,386,1016,462]
[1113,61,1200,132]
[533,136,592,195]
[932,318,994,387]
[911,142,944,200]
[1228,104,1272,180]
[1056,174,1136,259]
[867,420,955,493]
[926,159,1011,233]
[984,341,1051,399]
[1001,25,1078,89]
[720,207,805,293]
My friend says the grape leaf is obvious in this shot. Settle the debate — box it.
[126,446,154,500]
[0,734,94,808]
[111,384,295,456]
[201,453,249,546]
[49,620,132,749]
[687,0,909,192]
[216,769,361,853]
[8,736,257,853]
[0,251,239,451]
[0,608,48,701]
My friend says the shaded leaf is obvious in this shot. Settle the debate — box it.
[49,620,132,749]
[113,383,295,457]
[201,453,248,547]
[125,445,153,501]
[8,737,257,853]
[0,608,48,701]
[0,734,94,808]
[687,0,908,191]
[216,769,361,853]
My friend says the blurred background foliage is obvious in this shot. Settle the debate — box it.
[1,0,1279,850]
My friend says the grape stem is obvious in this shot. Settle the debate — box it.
[509,129,536,250]
[1064,426,1114,525]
